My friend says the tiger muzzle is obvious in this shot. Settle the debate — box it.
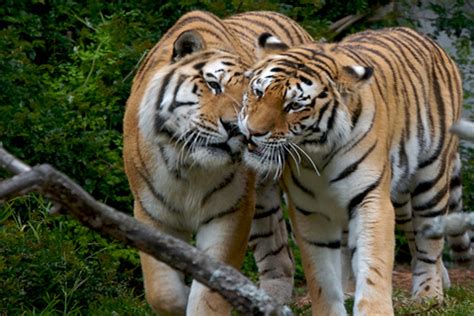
[243,137,258,152]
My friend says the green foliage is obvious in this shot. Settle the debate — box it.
[393,285,474,316]
[461,146,474,211]
[430,1,473,70]
[429,0,473,40]
[0,195,146,314]
[241,249,259,283]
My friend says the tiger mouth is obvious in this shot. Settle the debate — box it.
[207,141,231,153]
[245,138,258,152]
[245,142,286,162]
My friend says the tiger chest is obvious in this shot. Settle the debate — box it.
[283,149,387,224]
[283,162,347,224]
[138,153,248,232]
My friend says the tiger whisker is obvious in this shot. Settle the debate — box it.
[279,146,286,178]
[270,144,280,180]
[193,130,206,151]
[176,131,190,168]
[292,142,320,176]
[188,130,207,169]
[260,143,273,180]
[288,142,302,164]
[270,144,277,180]
[174,129,191,145]
[178,129,197,167]
[274,146,283,180]
[283,143,300,176]
[182,129,202,166]
[277,146,284,179]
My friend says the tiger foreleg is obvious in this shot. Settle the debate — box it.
[288,205,346,316]
[350,190,394,316]
[250,181,294,304]
[139,252,189,315]
[341,229,355,298]
[134,202,190,315]
[187,199,254,315]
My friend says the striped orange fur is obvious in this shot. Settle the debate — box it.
[123,10,311,315]
[239,27,470,315]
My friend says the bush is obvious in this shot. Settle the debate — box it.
[0,195,148,314]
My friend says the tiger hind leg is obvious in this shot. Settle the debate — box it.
[250,181,294,304]
[446,153,472,263]
[393,192,451,293]
[393,194,417,266]
[410,167,451,303]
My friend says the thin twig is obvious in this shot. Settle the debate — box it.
[122,50,148,83]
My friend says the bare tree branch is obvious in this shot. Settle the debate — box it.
[329,2,396,36]
[421,213,474,239]
[0,147,291,316]
[0,148,31,174]
[329,14,366,35]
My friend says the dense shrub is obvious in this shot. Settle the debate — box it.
[0,195,148,314]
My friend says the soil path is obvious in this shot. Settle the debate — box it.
[294,265,474,308]
[392,265,474,293]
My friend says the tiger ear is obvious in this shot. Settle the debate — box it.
[172,30,206,61]
[256,32,289,60]
[340,65,374,89]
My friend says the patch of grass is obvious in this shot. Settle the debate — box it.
[394,285,474,316]
[291,284,474,315]
[0,195,146,315]
[88,292,153,315]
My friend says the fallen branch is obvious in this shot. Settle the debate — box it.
[421,212,474,239]
[0,147,291,316]
[329,14,366,35]
[329,2,396,35]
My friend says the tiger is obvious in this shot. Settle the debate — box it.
[122,10,312,315]
[237,27,471,315]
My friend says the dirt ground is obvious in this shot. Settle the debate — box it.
[392,265,474,294]
[294,265,474,308]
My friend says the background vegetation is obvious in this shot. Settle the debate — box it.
[1,0,472,314]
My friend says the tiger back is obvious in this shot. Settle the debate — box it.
[123,10,312,315]
[238,27,469,315]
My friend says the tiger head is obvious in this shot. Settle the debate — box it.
[238,35,374,177]
[138,30,250,169]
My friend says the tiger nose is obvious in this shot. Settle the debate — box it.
[246,115,274,139]
[220,119,239,138]
[245,127,270,151]
[247,128,269,138]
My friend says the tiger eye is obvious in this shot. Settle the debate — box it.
[208,81,222,94]
[286,102,304,112]
[317,90,328,98]
[254,89,263,98]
